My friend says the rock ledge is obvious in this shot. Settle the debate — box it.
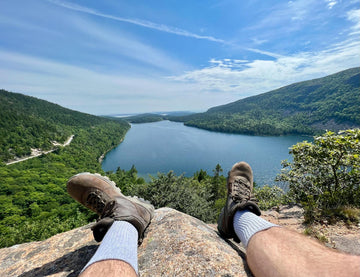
[0,208,251,277]
[1,206,359,276]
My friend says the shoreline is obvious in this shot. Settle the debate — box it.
[98,137,125,164]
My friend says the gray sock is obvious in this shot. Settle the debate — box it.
[233,210,278,248]
[82,221,138,274]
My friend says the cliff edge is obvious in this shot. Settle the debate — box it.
[0,206,359,276]
[0,208,251,277]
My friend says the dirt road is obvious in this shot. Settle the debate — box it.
[6,135,74,165]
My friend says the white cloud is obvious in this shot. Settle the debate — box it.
[1,1,359,115]
[209,58,248,68]
[47,0,226,44]
[169,3,360,98]
[326,0,337,9]
[251,38,268,45]
[0,50,229,114]
[71,17,188,74]
[347,9,360,35]
[169,37,360,98]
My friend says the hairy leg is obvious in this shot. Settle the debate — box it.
[81,260,137,277]
[80,221,139,276]
[247,227,360,277]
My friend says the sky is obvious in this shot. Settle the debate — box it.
[0,0,359,115]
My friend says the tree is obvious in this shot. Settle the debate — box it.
[128,171,216,222]
[277,129,360,222]
[210,164,225,202]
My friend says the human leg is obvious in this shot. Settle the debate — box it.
[218,162,360,277]
[67,173,154,276]
[81,221,138,277]
[81,260,136,277]
[246,226,360,277]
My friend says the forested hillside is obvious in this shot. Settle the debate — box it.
[171,67,360,135]
[123,113,164,123]
[120,111,195,124]
[0,89,128,163]
[0,90,131,247]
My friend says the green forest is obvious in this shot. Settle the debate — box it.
[0,89,129,163]
[170,67,360,135]
[0,120,130,248]
[0,90,130,247]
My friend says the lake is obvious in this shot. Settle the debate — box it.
[102,120,310,186]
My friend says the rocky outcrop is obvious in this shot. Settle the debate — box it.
[0,208,251,277]
[0,206,359,276]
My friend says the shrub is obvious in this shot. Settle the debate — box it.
[277,129,360,222]
[127,171,216,222]
[254,185,290,210]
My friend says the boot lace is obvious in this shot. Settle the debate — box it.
[230,178,251,201]
[86,190,107,214]
[101,200,116,219]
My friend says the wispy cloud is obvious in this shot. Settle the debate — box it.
[47,0,226,44]
[326,0,338,9]
[347,9,360,35]
[71,17,188,74]
[251,38,268,46]
[169,36,360,98]
[0,50,227,114]
[245,48,284,59]
[47,0,286,61]
[167,2,360,99]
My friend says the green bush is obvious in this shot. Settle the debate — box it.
[254,185,291,210]
[277,129,360,222]
[127,171,216,222]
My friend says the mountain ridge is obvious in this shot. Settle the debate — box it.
[0,89,130,163]
[171,67,360,135]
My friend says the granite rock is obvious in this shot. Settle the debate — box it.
[1,205,358,276]
[0,208,252,277]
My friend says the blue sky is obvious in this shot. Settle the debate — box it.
[0,0,359,115]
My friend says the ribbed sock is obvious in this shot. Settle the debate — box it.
[82,221,139,274]
[233,210,278,248]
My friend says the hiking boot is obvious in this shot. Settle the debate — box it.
[92,195,154,244]
[67,173,154,244]
[67,173,123,215]
[217,162,261,242]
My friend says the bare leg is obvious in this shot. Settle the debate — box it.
[218,162,360,277]
[81,260,137,277]
[67,173,154,277]
[247,227,360,277]
[80,221,139,276]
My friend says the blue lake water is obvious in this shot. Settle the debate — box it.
[102,120,310,186]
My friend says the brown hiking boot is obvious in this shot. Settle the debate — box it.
[92,195,154,244]
[67,173,154,244]
[217,162,261,242]
[67,173,123,215]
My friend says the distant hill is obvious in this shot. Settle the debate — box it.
[122,113,165,123]
[0,89,129,162]
[114,111,195,124]
[170,67,360,135]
